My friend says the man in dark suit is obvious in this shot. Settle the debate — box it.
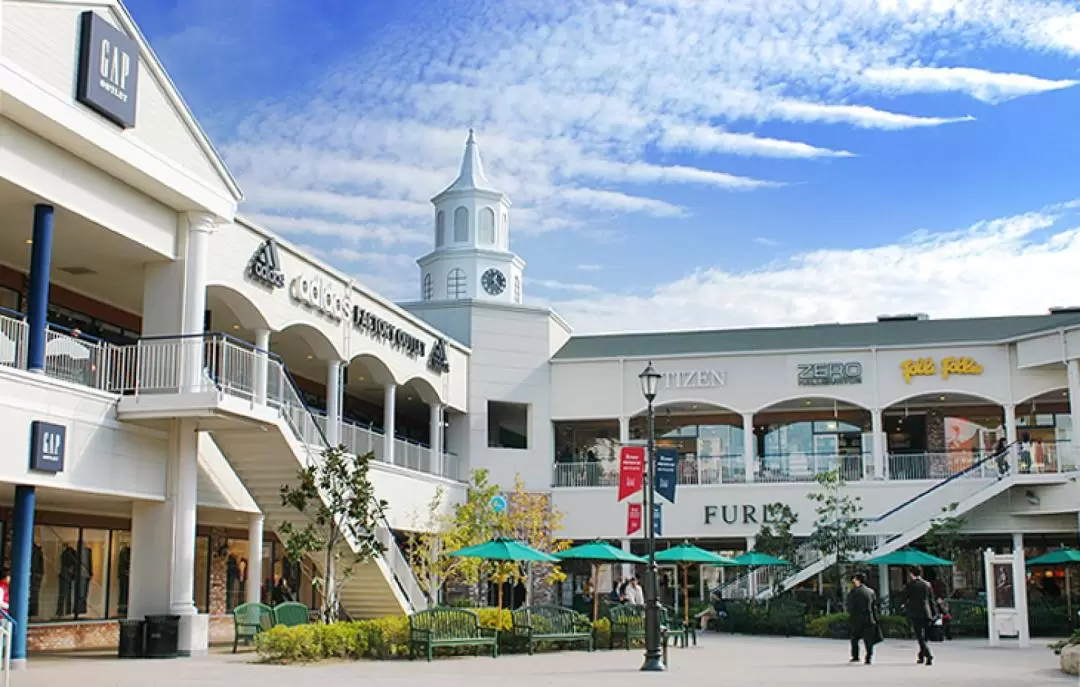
[846,572,879,665]
[904,566,936,665]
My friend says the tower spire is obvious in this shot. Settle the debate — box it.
[439,128,496,196]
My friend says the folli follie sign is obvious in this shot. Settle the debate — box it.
[901,356,984,384]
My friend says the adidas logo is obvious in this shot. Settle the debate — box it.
[248,239,285,289]
[428,338,450,374]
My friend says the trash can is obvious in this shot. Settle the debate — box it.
[118,618,146,658]
[143,614,180,659]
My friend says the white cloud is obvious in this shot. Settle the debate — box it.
[244,213,428,246]
[862,66,1078,103]
[529,279,601,294]
[768,100,975,130]
[548,202,1080,334]
[658,125,855,158]
[753,237,781,247]
[560,188,686,217]
[577,264,603,271]
[568,158,781,189]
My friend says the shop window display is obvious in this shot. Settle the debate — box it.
[225,538,249,612]
[31,525,81,621]
[107,531,132,617]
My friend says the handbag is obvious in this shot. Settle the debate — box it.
[871,623,885,645]
[927,619,944,642]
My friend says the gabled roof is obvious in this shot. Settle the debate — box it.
[113,1,243,203]
[432,129,502,200]
[552,312,1080,360]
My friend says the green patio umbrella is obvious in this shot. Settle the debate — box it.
[556,541,646,621]
[447,537,559,609]
[866,549,954,567]
[656,541,737,624]
[1028,548,1080,626]
[730,551,789,567]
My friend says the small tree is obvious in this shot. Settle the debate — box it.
[278,447,387,622]
[495,475,570,603]
[436,468,509,601]
[922,502,967,594]
[808,469,866,603]
[756,502,800,568]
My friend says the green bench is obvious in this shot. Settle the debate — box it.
[511,605,593,655]
[408,607,499,661]
[272,601,310,627]
[232,602,273,653]
[662,606,697,648]
[609,604,646,649]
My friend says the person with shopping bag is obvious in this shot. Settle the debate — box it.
[846,572,883,665]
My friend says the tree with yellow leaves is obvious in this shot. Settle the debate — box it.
[406,469,569,605]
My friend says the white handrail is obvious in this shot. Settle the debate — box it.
[0,616,11,687]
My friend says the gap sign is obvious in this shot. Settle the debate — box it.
[76,11,139,128]
[29,421,66,473]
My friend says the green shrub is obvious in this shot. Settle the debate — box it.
[804,613,910,640]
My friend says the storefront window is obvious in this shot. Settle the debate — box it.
[0,286,18,313]
[32,525,81,622]
[194,536,210,613]
[225,539,249,612]
[108,531,132,618]
[77,529,109,620]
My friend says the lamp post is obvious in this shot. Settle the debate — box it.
[639,361,665,672]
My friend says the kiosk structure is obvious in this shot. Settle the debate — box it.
[983,543,1031,648]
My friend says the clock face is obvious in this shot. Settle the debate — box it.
[482,268,507,296]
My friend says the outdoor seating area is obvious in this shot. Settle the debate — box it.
[408,608,500,661]
[233,602,312,653]
[510,605,594,654]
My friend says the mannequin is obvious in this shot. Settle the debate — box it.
[118,545,131,615]
[57,544,78,616]
[77,542,92,614]
[29,542,43,617]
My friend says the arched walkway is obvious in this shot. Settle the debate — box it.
[750,397,872,483]
[881,392,1005,480]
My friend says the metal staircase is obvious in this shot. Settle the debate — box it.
[111,332,429,618]
[758,445,1070,599]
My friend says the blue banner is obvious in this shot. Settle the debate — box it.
[655,447,678,504]
[653,502,662,536]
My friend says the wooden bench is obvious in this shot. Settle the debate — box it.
[511,605,593,655]
[271,602,309,627]
[408,607,499,661]
[232,602,273,653]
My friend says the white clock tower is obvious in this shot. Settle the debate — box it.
[417,130,525,304]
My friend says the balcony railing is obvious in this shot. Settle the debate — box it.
[552,445,1077,488]
[0,310,460,483]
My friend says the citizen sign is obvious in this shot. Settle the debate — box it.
[663,370,726,389]
[797,361,863,387]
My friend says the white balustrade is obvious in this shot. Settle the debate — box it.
[0,311,27,371]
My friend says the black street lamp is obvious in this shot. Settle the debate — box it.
[638,361,665,672]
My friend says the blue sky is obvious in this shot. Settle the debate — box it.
[125,0,1080,333]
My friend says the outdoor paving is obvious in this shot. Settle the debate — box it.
[18,634,1072,687]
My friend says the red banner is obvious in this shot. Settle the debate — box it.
[618,446,645,501]
[626,503,643,535]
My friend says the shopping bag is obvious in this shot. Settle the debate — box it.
[871,624,885,645]
[928,620,944,642]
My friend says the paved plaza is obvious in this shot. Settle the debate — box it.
[16,634,1071,687]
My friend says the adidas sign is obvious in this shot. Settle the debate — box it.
[248,239,285,289]
[428,338,450,374]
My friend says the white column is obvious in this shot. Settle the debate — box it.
[182,213,214,392]
[1068,360,1080,470]
[742,413,755,483]
[876,535,889,602]
[1012,532,1030,648]
[253,328,270,405]
[746,536,758,598]
[384,384,397,465]
[1004,402,1018,472]
[871,408,885,480]
[430,402,443,475]
[326,359,342,447]
[621,539,633,579]
[168,418,207,654]
[246,514,264,604]
[618,416,630,443]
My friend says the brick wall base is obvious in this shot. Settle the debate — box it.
[28,616,237,654]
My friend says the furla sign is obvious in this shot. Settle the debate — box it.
[76,11,139,128]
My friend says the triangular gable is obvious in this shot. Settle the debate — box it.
[103,1,243,203]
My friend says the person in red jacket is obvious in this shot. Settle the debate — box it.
[0,567,10,612]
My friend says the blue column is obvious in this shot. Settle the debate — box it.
[26,204,54,373]
[10,485,35,663]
